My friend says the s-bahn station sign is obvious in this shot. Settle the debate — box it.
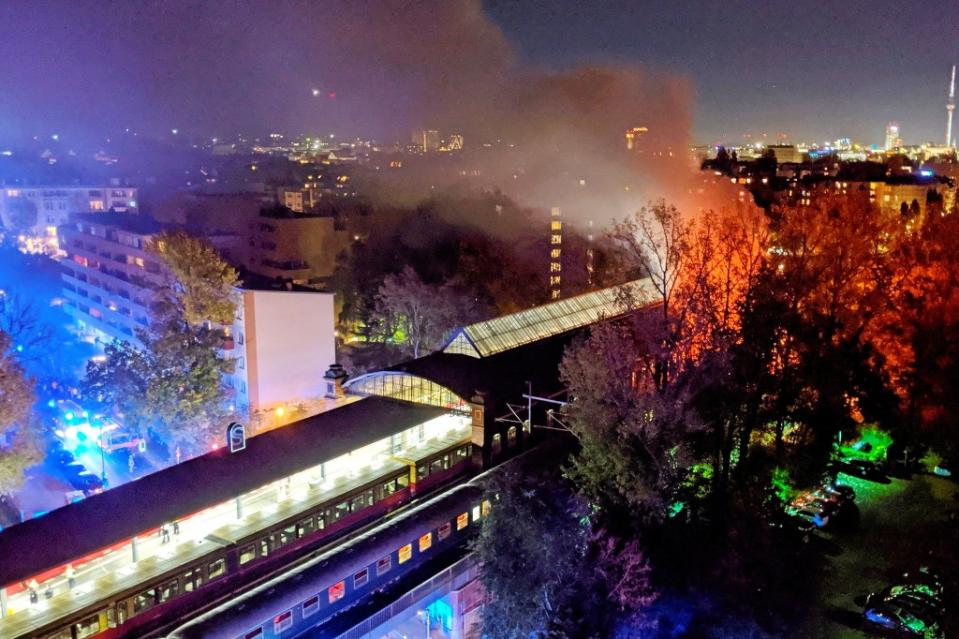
[227,422,246,453]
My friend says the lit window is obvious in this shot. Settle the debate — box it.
[274,610,293,633]
[472,505,480,521]
[354,568,369,589]
[482,500,491,517]
[377,555,392,575]
[239,545,256,565]
[456,512,469,530]
[398,543,412,564]
[419,532,432,552]
[208,558,226,579]
[302,595,320,618]
[328,581,345,603]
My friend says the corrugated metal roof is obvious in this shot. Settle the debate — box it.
[442,278,657,358]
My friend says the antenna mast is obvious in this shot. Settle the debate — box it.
[947,65,956,147]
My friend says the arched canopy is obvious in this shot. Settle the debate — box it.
[344,371,469,414]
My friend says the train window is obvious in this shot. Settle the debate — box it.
[274,610,293,633]
[259,538,271,558]
[398,543,412,564]
[419,532,432,552]
[43,629,72,639]
[276,525,296,548]
[438,522,452,541]
[382,477,397,495]
[416,463,429,479]
[376,555,392,575]
[209,558,226,580]
[133,588,156,613]
[429,457,449,474]
[243,629,263,639]
[183,567,204,592]
[350,490,373,512]
[354,568,369,588]
[456,512,469,530]
[397,473,410,488]
[159,578,179,602]
[239,544,256,565]
[74,614,102,639]
[332,501,350,521]
[302,594,320,618]
[472,505,481,522]
[316,511,326,530]
[296,516,314,538]
[455,445,470,462]
[482,499,491,517]
[328,580,345,603]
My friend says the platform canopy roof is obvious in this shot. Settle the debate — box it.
[442,278,657,359]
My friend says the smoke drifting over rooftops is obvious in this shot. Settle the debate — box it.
[0,0,727,224]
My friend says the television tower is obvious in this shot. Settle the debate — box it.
[947,65,956,148]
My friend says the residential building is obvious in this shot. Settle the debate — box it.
[246,207,349,287]
[60,213,164,345]
[225,276,336,414]
[0,185,137,253]
[277,187,317,213]
[59,213,336,414]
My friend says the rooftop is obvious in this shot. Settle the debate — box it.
[442,278,657,358]
[0,396,445,588]
[71,211,168,236]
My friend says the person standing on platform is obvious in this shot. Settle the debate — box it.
[66,564,76,590]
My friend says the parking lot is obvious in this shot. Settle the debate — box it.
[799,472,959,638]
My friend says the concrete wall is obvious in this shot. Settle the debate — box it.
[242,288,336,410]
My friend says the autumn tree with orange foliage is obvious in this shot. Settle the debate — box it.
[872,209,959,462]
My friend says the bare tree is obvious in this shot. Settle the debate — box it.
[0,290,53,363]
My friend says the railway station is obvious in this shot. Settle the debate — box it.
[0,278,656,639]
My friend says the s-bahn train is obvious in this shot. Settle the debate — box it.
[26,439,472,639]
[162,481,488,639]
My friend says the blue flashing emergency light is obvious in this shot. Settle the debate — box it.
[65,411,75,421]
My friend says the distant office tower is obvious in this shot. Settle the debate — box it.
[947,65,956,147]
[447,133,464,150]
[411,129,440,152]
[625,126,648,151]
[549,207,562,300]
[884,122,901,151]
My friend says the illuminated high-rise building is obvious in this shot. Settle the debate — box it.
[447,133,464,150]
[411,129,440,152]
[884,122,901,150]
[625,126,648,151]
[549,207,562,300]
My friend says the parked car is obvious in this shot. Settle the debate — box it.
[866,585,945,618]
[863,602,941,637]
[839,458,886,481]
[822,481,856,502]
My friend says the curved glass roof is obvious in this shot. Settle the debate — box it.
[442,278,656,358]
[344,371,469,414]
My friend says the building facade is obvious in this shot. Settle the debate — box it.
[225,285,336,413]
[59,213,337,414]
[0,186,138,253]
[246,208,349,287]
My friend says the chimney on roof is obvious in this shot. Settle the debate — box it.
[323,363,348,399]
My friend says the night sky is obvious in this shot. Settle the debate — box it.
[1,0,957,147]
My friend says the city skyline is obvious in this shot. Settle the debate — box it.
[0,1,956,147]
